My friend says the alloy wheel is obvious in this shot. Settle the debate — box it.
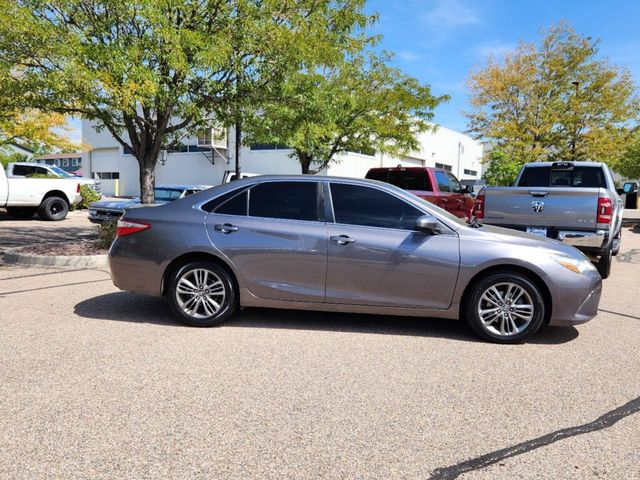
[477,282,534,337]
[175,268,226,319]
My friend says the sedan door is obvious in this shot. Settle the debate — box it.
[204,180,327,303]
[325,182,460,310]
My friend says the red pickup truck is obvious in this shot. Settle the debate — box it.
[365,166,475,220]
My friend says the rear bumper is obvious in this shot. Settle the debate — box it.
[557,229,607,249]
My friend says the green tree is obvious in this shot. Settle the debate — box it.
[244,52,447,174]
[467,23,639,166]
[616,129,640,179]
[482,148,522,186]
[0,0,372,203]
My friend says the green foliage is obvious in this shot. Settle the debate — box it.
[467,23,639,166]
[0,151,29,169]
[482,149,523,186]
[95,221,117,250]
[0,0,374,203]
[244,52,448,173]
[614,129,640,179]
[78,184,101,210]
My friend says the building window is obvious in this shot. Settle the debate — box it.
[435,162,453,172]
[464,169,478,176]
[62,159,69,166]
[347,147,375,157]
[250,144,289,150]
[72,158,79,167]
[96,172,120,180]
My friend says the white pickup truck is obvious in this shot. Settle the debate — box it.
[6,162,101,193]
[0,164,82,220]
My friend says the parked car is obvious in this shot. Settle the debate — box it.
[7,162,101,193]
[88,184,212,224]
[221,171,261,183]
[472,161,623,278]
[1,162,82,220]
[365,166,475,220]
[108,175,602,344]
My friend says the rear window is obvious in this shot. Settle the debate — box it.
[366,169,432,191]
[518,166,606,188]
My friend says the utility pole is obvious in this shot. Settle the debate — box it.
[571,81,579,160]
[234,117,241,180]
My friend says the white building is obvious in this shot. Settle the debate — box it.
[82,120,483,196]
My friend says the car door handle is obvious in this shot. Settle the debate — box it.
[529,191,549,197]
[214,223,239,234]
[330,235,356,245]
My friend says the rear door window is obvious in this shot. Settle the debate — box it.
[249,181,319,221]
[330,183,424,230]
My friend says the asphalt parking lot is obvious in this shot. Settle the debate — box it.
[1,221,639,479]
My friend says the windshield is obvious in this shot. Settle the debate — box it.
[154,188,184,202]
[50,166,72,178]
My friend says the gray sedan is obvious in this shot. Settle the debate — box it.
[108,176,602,343]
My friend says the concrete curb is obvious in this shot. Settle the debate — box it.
[2,247,108,268]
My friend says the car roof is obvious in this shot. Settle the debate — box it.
[524,161,605,168]
[156,184,213,190]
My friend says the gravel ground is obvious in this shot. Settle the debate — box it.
[0,226,639,479]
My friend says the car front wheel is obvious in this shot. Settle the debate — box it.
[167,261,237,327]
[465,272,546,344]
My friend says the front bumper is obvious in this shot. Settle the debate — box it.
[548,270,602,326]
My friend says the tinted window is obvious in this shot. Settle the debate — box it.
[445,172,462,193]
[154,188,183,202]
[365,170,388,182]
[249,182,319,221]
[330,183,424,230]
[434,171,451,192]
[518,166,606,188]
[13,165,35,176]
[388,170,432,191]
[217,190,247,215]
[202,187,247,213]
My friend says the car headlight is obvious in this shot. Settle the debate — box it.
[552,255,597,274]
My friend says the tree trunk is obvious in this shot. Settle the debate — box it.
[138,159,157,204]
[298,150,312,174]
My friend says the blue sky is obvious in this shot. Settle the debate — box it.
[67,0,640,143]
[367,0,640,132]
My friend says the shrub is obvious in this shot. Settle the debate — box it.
[78,184,101,209]
[95,221,117,249]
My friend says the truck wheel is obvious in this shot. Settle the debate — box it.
[465,272,546,344]
[6,207,37,219]
[37,196,69,221]
[597,247,612,279]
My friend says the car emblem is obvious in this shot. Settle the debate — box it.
[531,200,545,213]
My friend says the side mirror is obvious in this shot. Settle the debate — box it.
[461,184,473,194]
[623,182,637,194]
[617,188,625,195]
[415,214,440,234]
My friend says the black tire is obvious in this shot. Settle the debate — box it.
[6,206,37,219]
[612,231,622,257]
[597,246,612,279]
[465,272,546,344]
[37,196,69,221]
[167,261,237,327]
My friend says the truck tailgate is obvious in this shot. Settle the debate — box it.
[484,187,600,229]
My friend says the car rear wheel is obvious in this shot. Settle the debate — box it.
[37,196,69,221]
[465,272,546,344]
[167,261,237,327]
[6,206,37,219]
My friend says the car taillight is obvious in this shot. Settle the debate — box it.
[473,193,485,220]
[116,219,151,237]
[597,196,612,224]
[77,183,81,193]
